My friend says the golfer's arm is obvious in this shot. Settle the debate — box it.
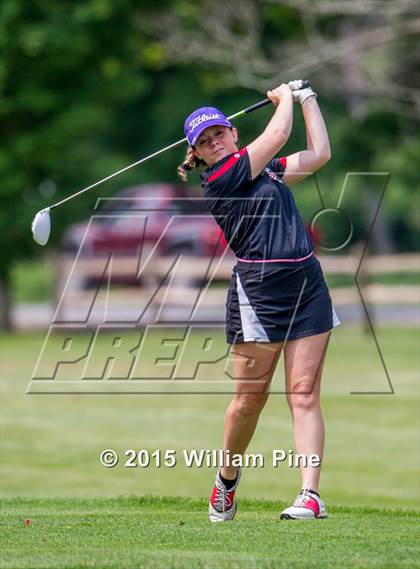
[283,97,331,186]
[247,91,293,180]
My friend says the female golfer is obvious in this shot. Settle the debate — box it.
[178,81,340,522]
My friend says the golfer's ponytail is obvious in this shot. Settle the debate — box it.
[177,146,205,182]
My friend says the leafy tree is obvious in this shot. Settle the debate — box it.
[0,0,418,329]
[0,0,162,328]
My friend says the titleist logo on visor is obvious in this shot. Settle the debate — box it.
[184,106,231,145]
[189,113,222,131]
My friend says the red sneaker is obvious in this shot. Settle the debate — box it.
[208,468,241,522]
[280,489,328,520]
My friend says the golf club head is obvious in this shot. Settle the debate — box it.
[32,208,51,246]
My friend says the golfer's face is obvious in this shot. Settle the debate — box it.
[195,125,238,166]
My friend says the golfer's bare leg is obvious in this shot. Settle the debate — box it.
[221,341,283,479]
[284,331,331,492]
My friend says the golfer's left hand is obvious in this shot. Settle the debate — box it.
[288,80,317,105]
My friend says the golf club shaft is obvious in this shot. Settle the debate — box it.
[50,137,188,210]
[50,81,310,210]
[242,80,310,115]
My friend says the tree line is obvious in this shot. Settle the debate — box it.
[1,0,419,328]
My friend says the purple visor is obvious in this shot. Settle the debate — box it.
[184,106,232,146]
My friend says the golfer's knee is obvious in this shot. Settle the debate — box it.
[233,393,268,417]
[288,378,318,412]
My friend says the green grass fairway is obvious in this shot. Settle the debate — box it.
[1,326,418,508]
[1,497,419,569]
[1,327,418,568]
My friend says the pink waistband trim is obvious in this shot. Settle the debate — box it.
[237,251,314,263]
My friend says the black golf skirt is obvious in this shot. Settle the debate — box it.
[226,254,340,344]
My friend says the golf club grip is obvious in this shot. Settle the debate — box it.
[244,80,310,114]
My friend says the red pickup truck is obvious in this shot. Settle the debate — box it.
[62,183,231,261]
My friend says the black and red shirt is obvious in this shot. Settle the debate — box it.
[200,147,313,260]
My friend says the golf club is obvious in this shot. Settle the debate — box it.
[31,80,310,246]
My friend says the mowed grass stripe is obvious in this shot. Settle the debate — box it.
[1,498,419,569]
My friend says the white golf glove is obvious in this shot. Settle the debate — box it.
[288,79,317,105]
